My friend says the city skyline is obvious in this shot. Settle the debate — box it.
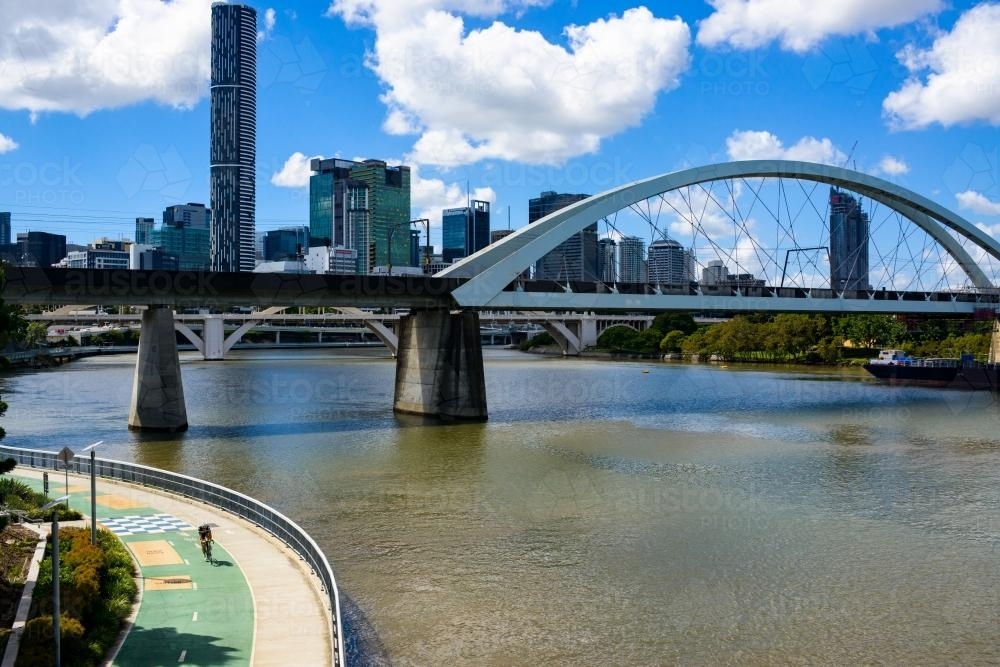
[0,1,998,254]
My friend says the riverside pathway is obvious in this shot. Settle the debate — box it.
[12,469,333,666]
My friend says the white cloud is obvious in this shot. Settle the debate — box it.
[0,131,18,153]
[957,190,1000,216]
[271,152,319,188]
[876,155,909,176]
[258,7,277,41]
[327,2,691,166]
[697,0,942,52]
[0,0,213,116]
[883,3,1000,129]
[725,129,847,165]
[976,222,1000,239]
[411,165,496,225]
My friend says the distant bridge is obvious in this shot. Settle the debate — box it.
[28,307,654,357]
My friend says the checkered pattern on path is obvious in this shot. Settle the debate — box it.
[100,514,194,536]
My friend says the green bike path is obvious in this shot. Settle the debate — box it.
[14,470,332,666]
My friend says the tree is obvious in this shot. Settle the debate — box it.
[23,321,48,348]
[832,314,906,349]
[0,268,26,349]
[652,312,698,335]
[597,325,644,351]
[659,330,686,353]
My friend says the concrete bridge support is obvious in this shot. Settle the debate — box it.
[202,315,225,360]
[393,310,488,421]
[129,306,188,432]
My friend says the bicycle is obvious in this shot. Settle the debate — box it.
[201,537,214,563]
[198,523,215,563]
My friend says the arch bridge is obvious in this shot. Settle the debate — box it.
[5,161,1000,428]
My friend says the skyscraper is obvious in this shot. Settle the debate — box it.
[442,200,490,263]
[308,157,411,274]
[529,191,596,281]
[263,227,309,261]
[597,238,617,282]
[150,203,212,270]
[647,238,694,284]
[829,187,870,291]
[135,217,154,245]
[618,236,646,283]
[210,3,257,272]
[0,212,10,245]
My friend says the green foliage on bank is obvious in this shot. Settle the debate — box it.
[594,312,993,364]
[519,331,554,350]
[18,527,137,667]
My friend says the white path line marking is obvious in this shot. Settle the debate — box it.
[178,649,187,662]
[192,611,198,622]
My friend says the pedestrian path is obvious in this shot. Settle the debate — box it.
[12,469,333,666]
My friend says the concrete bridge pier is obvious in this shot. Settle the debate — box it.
[129,305,188,432]
[202,315,225,360]
[393,309,488,421]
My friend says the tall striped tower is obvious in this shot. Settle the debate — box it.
[210,2,257,272]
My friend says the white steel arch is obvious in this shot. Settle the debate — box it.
[441,160,1000,307]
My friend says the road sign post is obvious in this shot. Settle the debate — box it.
[57,447,74,508]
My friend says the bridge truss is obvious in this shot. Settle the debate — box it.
[441,161,1000,314]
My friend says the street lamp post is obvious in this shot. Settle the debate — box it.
[40,494,70,667]
[80,441,103,545]
[387,219,432,277]
[411,218,431,274]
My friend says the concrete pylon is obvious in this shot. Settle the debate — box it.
[202,315,225,360]
[393,309,488,421]
[129,306,188,432]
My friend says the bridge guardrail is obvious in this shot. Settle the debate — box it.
[0,444,346,667]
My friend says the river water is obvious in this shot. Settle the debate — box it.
[3,349,999,665]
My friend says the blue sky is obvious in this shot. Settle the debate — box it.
[0,0,998,254]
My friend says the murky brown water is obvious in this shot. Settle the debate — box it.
[4,349,999,664]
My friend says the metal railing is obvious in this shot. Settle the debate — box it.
[0,444,346,667]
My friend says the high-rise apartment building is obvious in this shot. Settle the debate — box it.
[529,191,596,281]
[597,238,616,282]
[647,238,694,284]
[702,259,727,285]
[617,236,646,283]
[0,212,10,245]
[135,217,154,245]
[309,157,411,274]
[442,200,490,263]
[829,187,870,291]
[210,3,257,272]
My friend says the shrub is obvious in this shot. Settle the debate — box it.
[26,527,137,666]
[16,615,86,667]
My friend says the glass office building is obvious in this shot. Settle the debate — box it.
[309,157,411,274]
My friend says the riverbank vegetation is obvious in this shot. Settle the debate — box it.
[590,313,994,364]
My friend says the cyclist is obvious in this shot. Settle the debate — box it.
[198,523,214,562]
